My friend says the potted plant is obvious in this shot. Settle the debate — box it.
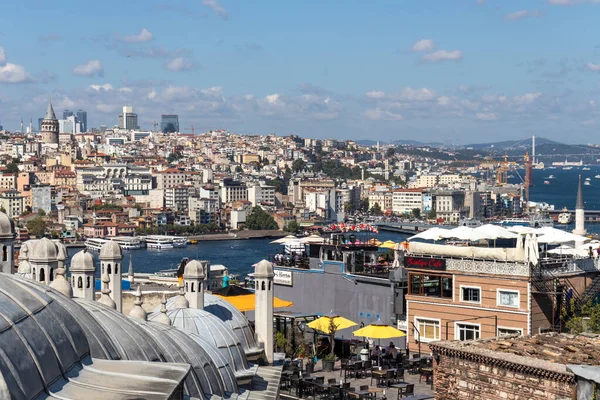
[321,318,338,372]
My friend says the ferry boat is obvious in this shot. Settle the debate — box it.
[85,238,108,251]
[544,181,550,185]
[557,211,572,225]
[548,175,555,179]
[595,175,600,179]
[459,218,482,227]
[584,181,591,186]
[171,237,188,248]
[145,235,174,249]
[109,236,144,250]
[498,214,554,228]
[583,167,591,171]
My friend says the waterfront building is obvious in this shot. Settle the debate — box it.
[434,191,465,223]
[165,185,195,212]
[161,114,179,133]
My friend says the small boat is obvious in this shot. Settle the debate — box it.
[189,239,198,244]
[595,175,600,179]
[548,175,555,179]
[563,167,573,170]
[586,177,591,181]
[585,181,591,186]
[544,180,550,185]
[583,167,591,170]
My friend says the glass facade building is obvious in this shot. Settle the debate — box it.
[161,114,179,133]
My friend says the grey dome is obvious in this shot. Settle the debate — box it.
[77,299,238,398]
[0,211,14,238]
[100,240,122,259]
[28,237,58,262]
[184,259,207,279]
[161,293,263,358]
[0,274,90,398]
[254,259,274,278]
[149,307,255,381]
[71,250,96,272]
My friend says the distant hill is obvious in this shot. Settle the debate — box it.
[464,137,556,150]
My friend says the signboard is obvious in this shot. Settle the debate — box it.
[404,256,446,271]
[274,269,293,286]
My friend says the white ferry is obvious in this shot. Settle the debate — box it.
[585,181,591,186]
[557,211,572,225]
[85,238,108,251]
[109,236,144,250]
[171,237,188,248]
[145,235,174,249]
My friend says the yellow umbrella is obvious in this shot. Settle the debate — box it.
[307,314,357,333]
[214,294,293,312]
[366,238,382,246]
[379,240,397,249]
[353,324,406,339]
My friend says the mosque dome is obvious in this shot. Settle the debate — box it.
[0,211,14,239]
[184,259,206,279]
[149,307,255,381]
[70,250,96,272]
[0,275,91,398]
[99,240,122,259]
[254,259,274,278]
[28,238,58,262]
[160,293,263,359]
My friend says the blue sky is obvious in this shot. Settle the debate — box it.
[1,0,600,143]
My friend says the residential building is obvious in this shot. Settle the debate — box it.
[392,189,423,216]
[435,191,465,223]
[0,190,23,218]
[248,183,275,207]
[154,168,187,190]
[368,191,393,212]
[0,173,16,190]
[415,175,439,188]
[32,184,51,214]
[220,179,247,204]
[165,186,194,212]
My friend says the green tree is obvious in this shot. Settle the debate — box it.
[412,208,421,219]
[344,202,352,213]
[27,216,47,238]
[359,198,370,212]
[292,159,306,173]
[426,209,437,220]
[38,208,46,216]
[370,202,383,216]
[246,206,278,230]
[565,300,600,334]
[5,163,19,174]
[167,151,183,163]
[284,221,300,233]
[386,147,396,158]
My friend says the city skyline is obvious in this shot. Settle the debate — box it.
[1,1,600,142]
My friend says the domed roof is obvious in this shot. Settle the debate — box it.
[0,211,14,238]
[254,259,274,278]
[0,275,90,398]
[148,307,255,380]
[99,240,122,259]
[159,293,263,358]
[70,250,96,272]
[183,259,206,279]
[28,237,58,262]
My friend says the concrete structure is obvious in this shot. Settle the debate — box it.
[41,101,59,144]
[70,249,96,301]
[0,189,24,218]
[118,105,138,130]
[32,184,52,214]
[184,259,207,309]
[254,259,274,364]
[392,189,423,215]
[99,241,123,312]
[573,174,586,238]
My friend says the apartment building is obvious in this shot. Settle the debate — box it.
[415,175,439,189]
[154,168,187,189]
[435,191,465,223]
[220,179,247,204]
[368,191,393,212]
[165,186,195,212]
[75,164,152,196]
[392,189,423,215]
[0,173,15,190]
[248,183,275,207]
[0,189,23,218]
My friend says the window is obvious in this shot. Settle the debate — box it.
[456,323,480,341]
[415,318,440,342]
[461,286,481,303]
[497,327,523,337]
[497,289,519,308]
[409,273,452,298]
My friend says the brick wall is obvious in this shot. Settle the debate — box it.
[434,355,574,400]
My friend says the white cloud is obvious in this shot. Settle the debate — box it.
[586,62,600,71]
[265,94,281,105]
[397,87,437,102]
[165,57,194,72]
[0,47,6,66]
[0,63,32,83]
[513,92,542,104]
[364,108,403,121]
[437,96,451,106]
[422,50,463,62]
[121,28,153,43]
[72,60,103,77]
[505,10,543,20]
[548,0,600,5]
[118,87,132,93]
[366,91,386,99]
[203,0,228,19]
[89,83,113,91]
[411,39,435,52]
[475,112,498,120]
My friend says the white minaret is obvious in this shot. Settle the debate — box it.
[0,211,15,274]
[532,135,536,165]
[127,253,134,283]
[254,259,275,364]
[99,241,123,312]
[573,175,586,239]
[70,249,96,301]
[184,259,207,309]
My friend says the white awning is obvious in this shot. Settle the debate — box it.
[473,224,518,239]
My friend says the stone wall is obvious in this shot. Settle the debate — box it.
[434,355,575,400]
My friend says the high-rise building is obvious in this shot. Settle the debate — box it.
[118,106,138,130]
[63,110,74,119]
[38,118,43,132]
[160,114,179,133]
[77,110,87,132]
[41,101,59,144]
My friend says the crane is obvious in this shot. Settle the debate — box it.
[184,125,195,135]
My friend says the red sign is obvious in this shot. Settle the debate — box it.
[404,256,446,270]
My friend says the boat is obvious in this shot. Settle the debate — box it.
[544,181,550,185]
[548,175,555,179]
[563,167,573,170]
[585,181,591,186]
[498,214,553,228]
[557,210,572,225]
[145,235,174,249]
[459,218,482,227]
[586,177,591,181]
[189,239,198,244]
[109,236,144,249]
[595,175,600,179]
[583,167,591,171]
[85,238,108,251]
[171,236,188,248]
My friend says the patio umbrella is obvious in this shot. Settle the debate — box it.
[353,324,406,339]
[407,227,447,241]
[270,235,298,244]
[213,285,294,312]
[307,314,357,333]
[438,226,488,241]
[299,234,325,244]
[473,224,517,240]
[379,240,397,249]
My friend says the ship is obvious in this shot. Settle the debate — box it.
[557,210,572,225]
[544,180,550,185]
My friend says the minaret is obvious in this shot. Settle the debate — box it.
[70,249,96,301]
[573,175,586,238]
[99,241,123,312]
[184,259,207,309]
[254,259,274,364]
[98,273,116,309]
[128,285,147,321]
[154,293,172,326]
[20,118,23,134]
[128,253,134,283]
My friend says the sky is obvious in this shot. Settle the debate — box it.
[1,0,600,143]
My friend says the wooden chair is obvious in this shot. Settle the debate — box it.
[362,360,372,377]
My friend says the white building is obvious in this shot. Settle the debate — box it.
[392,189,424,215]
[247,184,275,207]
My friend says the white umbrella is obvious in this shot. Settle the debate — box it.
[474,224,518,240]
[439,226,488,242]
[407,227,448,241]
[507,226,537,234]
[535,227,589,244]
[270,235,298,244]
[299,234,325,244]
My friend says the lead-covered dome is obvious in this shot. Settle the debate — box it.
[70,250,96,272]
[28,237,58,262]
[0,211,14,238]
[99,240,122,259]
[184,259,207,279]
[254,259,274,278]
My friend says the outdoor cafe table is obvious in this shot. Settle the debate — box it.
[401,395,433,400]
[371,369,396,386]
[368,387,384,398]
